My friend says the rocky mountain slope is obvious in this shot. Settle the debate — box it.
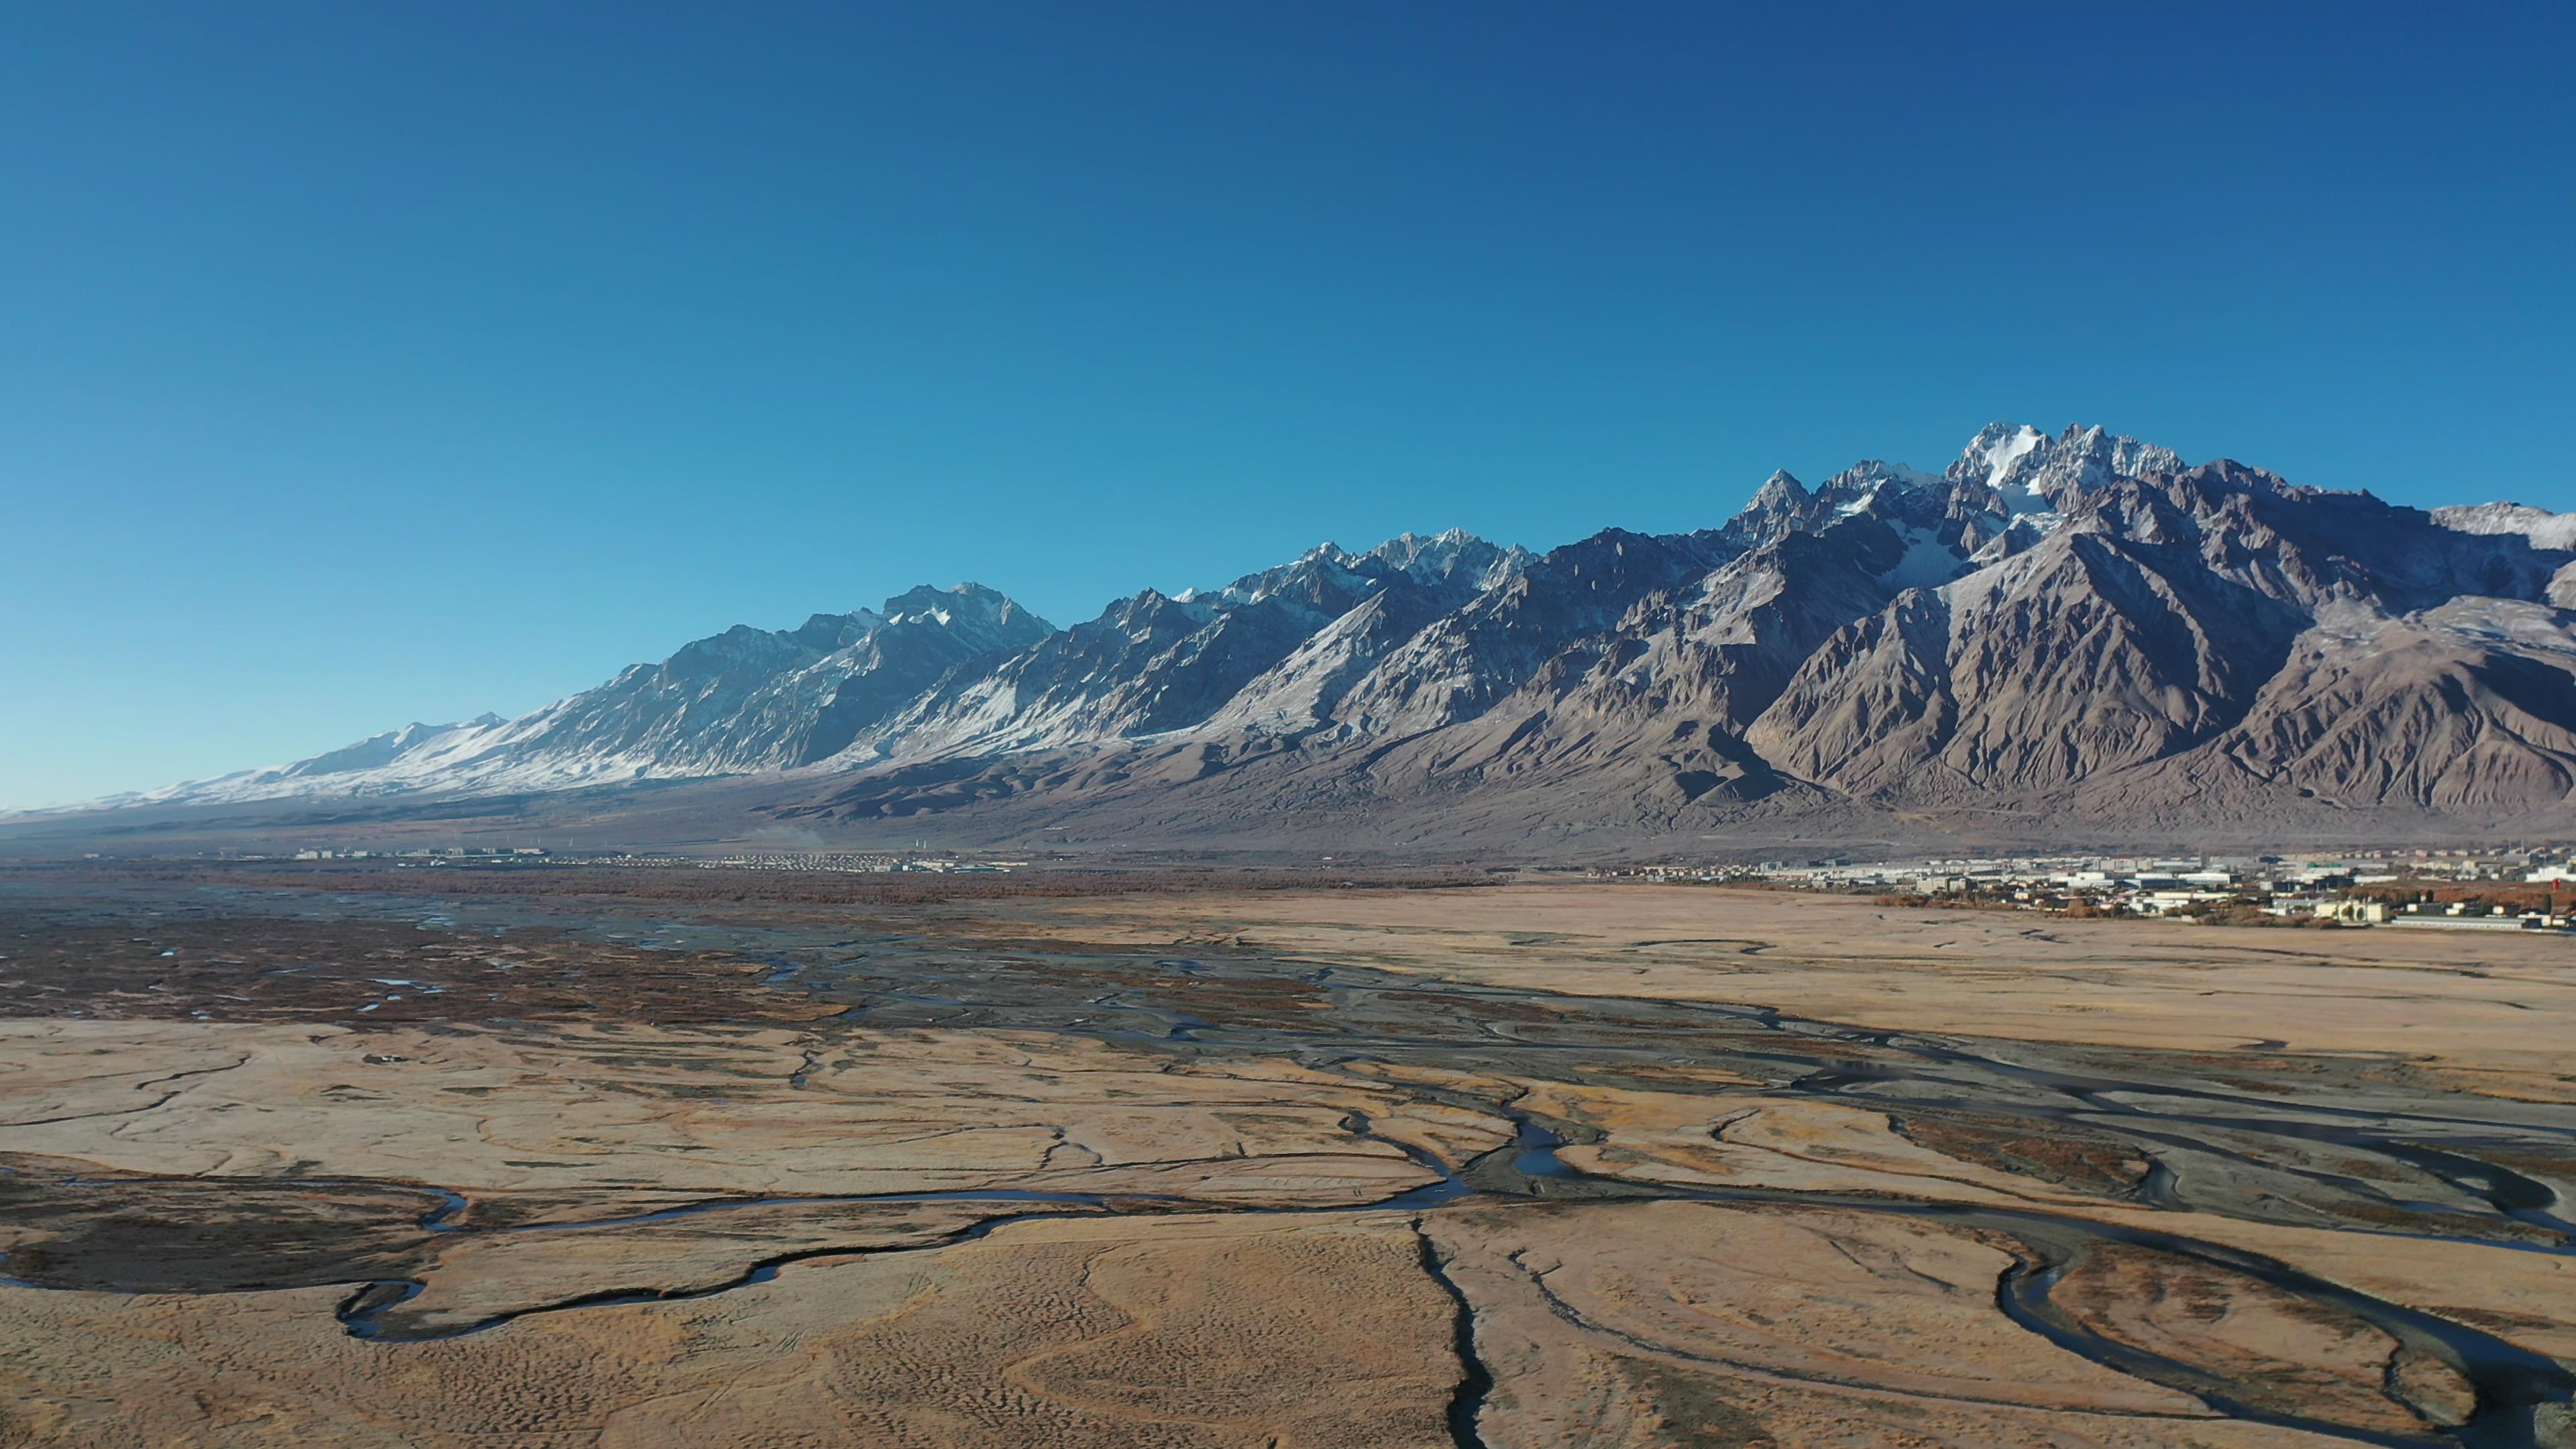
[62,423,2576,845]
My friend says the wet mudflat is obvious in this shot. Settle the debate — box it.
[2,873,2572,1447]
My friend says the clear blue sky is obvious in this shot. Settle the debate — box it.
[4,2,2570,807]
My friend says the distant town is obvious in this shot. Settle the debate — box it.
[1602,847,2576,931]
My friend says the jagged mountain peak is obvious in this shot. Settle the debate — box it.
[1952,421,2050,489]
[873,582,1053,653]
[1752,469,1808,504]
[1367,526,1468,565]
[1363,527,1528,589]
[1171,529,1524,611]
[665,584,1050,682]
[881,580,1009,619]
[1946,421,2186,517]
[780,610,886,653]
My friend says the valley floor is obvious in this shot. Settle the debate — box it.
[1,871,2571,1446]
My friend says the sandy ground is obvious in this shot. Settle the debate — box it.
[1,879,2570,1447]
[1038,883,2576,1082]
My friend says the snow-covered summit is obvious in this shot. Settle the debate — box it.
[1707,423,2191,599]
[1726,421,2187,548]
[1947,422,2184,518]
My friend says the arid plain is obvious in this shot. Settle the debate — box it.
[2,867,2572,1448]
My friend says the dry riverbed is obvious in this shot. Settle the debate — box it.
[1,874,2571,1447]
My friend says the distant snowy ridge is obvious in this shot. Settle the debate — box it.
[2433,500,2576,552]
[87,583,1054,810]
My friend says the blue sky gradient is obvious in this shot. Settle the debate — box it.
[4,2,2571,806]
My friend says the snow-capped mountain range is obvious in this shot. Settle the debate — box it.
[60,423,2576,843]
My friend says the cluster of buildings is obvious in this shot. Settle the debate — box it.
[297,847,547,862]
[1610,849,2576,932]
[661,853,1021,874]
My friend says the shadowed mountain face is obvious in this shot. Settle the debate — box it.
[66,426,2576,844]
